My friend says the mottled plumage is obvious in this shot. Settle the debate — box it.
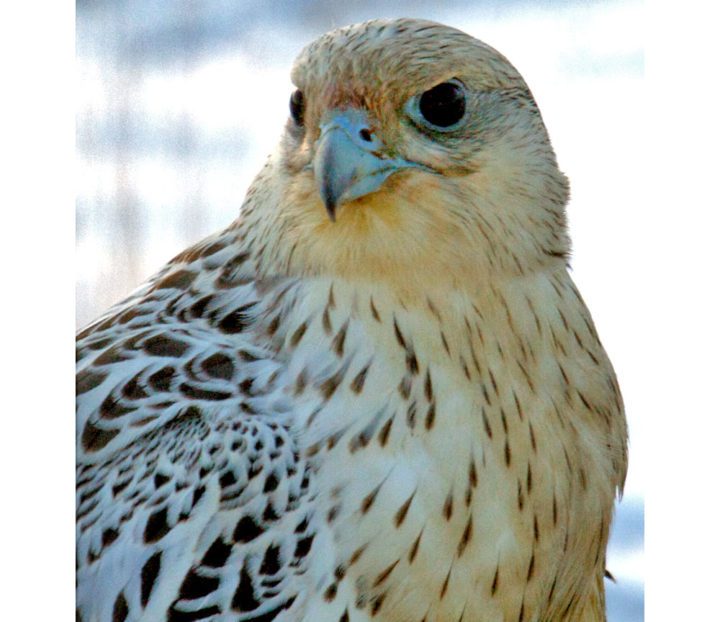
[77,18,627,622]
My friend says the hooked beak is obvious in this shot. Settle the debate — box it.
[312,109,425,221]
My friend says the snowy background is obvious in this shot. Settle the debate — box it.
[76,1,644,619]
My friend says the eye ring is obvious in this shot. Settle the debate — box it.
[289,89,305,127]
[406,79,467,132]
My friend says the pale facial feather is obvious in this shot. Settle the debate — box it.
[247,19,570,295]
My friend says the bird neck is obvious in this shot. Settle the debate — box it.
[233,150,570,298]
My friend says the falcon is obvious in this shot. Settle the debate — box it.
[76,18,628,622]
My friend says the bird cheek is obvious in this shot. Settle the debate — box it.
[280,133,314,175]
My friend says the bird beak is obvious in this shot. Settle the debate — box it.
[313,109,424,221]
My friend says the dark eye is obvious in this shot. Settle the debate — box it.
[289,89,305,127]
[418,80,466,128]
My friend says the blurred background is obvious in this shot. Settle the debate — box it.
[76,0,643,619]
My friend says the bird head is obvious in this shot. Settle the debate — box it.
[247,19,570,291]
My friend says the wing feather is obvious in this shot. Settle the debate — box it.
[76,234,318,622]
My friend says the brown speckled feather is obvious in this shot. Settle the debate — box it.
[77,18,626,622]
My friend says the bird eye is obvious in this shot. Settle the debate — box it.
[416,79,466,129]
[289,89,305,127]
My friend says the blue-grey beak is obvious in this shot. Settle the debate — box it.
[313,109,425,221]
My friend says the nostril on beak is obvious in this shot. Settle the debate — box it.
[359,128,373,142]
